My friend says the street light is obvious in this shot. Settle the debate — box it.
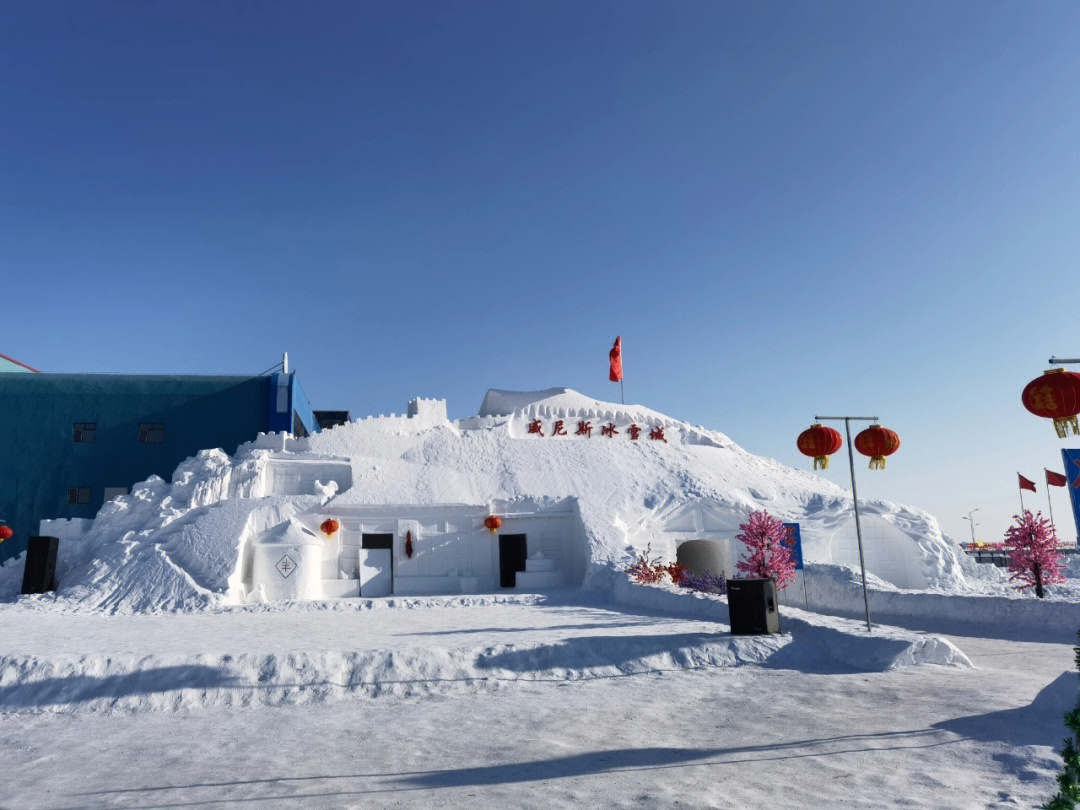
[812,415,879,633]
[962,509,979,545]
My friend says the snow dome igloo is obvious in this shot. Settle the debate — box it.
[24,389,972,610]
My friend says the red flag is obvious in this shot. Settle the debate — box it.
[609,336,623,383]
[1018,473,1037,492]
[1046,469,1068,487]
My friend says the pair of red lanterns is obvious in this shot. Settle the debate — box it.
[1022,368,1080,438]
[797,424,900,470]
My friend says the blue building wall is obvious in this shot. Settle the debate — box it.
[289,374,318,437]
[0,372,318,564]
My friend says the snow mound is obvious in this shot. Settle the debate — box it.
[612,578,971,670]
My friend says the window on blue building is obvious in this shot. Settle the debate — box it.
[67,487,90,505]
[73,422,96,443]
[138,423,165,443]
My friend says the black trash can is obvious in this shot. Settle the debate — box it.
[21,536,58,595]
[727,577,780,635]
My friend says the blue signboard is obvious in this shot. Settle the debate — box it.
[782,523,804,570]
[1062,449,1080,543]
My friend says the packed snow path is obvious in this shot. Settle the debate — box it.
[2,632,1072,809]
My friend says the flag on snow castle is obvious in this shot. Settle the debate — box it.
[609,336,623,383]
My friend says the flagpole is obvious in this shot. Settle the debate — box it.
[815,414,877,634]
[620,379,624,405]
[1046,471,1056,530]
[1019,484,1025,513]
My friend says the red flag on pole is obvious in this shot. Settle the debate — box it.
[1018,473,1037,492]
[1046,469,1068,487]
[608,336,623,383]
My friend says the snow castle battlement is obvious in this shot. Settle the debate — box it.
[407,397,449,426]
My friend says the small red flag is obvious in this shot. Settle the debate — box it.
[1046,469,1068,487]
[1018,473,1037,492]
[609,336,623,383]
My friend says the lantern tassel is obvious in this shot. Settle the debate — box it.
[1053,416,1080,438]
[868,456,886,470]
[813,456,829,470]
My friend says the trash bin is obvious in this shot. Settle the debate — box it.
[727,577,780,635]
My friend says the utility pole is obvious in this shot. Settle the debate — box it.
[814,415,878,633]
[962,509,979,545]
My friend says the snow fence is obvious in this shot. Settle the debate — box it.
[801,564,1080,643]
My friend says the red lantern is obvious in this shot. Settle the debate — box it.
[320,518,340,537]
[484,515,502,534]
[1022,368,1080,438]
[797,424,843,470]
[854,425,900,470]
[0,526,12,542]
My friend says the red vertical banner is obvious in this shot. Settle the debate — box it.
[609,336,623,382]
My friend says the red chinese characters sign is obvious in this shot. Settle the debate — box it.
[525,418,669,442]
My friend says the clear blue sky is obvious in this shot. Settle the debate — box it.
[3,1,1080,545]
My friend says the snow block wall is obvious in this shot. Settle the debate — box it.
[6,389,977,611]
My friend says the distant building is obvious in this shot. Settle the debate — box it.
[314,410,350,430]
[0,362,321,564]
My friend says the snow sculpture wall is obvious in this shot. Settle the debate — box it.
[827,515,929,590]
[248,519,324,601]
[38,518,93,542]
[262,458,352,497]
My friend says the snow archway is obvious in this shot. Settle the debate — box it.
[676,540,727,577]
[827,514,927,590]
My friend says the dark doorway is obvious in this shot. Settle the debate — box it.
[360,533,394,597]
[361,533,393,550]
[499,534,527,588]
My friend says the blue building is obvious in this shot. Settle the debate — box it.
[0,358,319,563]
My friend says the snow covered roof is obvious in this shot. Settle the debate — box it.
[254,518,322,546]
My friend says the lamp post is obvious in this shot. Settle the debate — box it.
[962,509,979,545]
[813,415,878,633]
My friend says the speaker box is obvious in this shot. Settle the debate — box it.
[727,577,780,635]
[21,536,58,595]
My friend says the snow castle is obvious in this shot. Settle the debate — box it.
[28,388,972,611]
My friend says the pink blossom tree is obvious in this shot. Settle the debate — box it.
[735,510,796,590]
[1003,510,1065,599]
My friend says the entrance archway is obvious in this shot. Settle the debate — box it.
[676,539,726,577]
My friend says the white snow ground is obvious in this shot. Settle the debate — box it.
[0,591,968,713]
[0,600,1072,809]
